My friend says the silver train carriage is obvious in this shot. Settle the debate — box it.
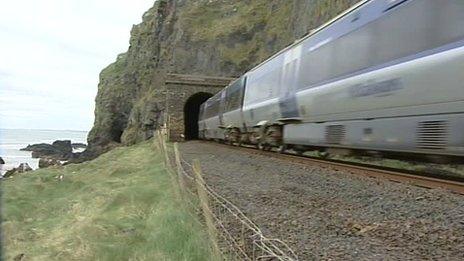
[199,0,464,158]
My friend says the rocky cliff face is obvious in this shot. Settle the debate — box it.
[87,0,360,154]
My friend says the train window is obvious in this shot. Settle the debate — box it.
[297,0,464,91]
[203,93,221,119]
[203,102,212,119]
[224,77,245,112]
[297,16,372,89]
[207,101,218,119]
[245,67,281,105]
[199,105,205,121]
[211,96,221,117]
[370,0,464,69]
[298,40,335,88]
[203,105,209,119]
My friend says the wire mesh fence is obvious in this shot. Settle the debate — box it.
[154,129,298,261]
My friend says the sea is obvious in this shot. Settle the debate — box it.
[0,129,88,175]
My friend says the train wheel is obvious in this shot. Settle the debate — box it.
[293,148,305,156]
[277,144,287,154]
[232,129,241,146]
[238,133,247,147]
[258,142,271,151]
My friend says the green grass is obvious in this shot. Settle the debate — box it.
[2,141,215,261]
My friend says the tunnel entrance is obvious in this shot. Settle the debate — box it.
[184,92,213,140]
[164,73,235,141]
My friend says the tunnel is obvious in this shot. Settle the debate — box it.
[184,92,213,140]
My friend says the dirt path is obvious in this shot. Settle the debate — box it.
[179,141,464,260]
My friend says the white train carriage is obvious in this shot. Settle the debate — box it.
[200,0,464,158]
[282,0,464,156]
[199,91,225,140]
[198,103,207,139]
[221,77,247,144]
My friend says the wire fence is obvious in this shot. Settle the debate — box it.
[154,129,298,261]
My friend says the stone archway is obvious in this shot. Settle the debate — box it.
[164,74,235,141]
[184,92,213,140]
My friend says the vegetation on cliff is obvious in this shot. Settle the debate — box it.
[2,141,214,260]
[88,0,359,155]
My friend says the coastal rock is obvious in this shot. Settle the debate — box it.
[22,140,73,160]
[4,169,15,178]
[0,157,4,165]
[52,140,73,154]
[18,163,33,172]
[22,140,92,165]
[87,0,360,156]
[39,158,62,168]
[21,143,52,152]
[4,163,33,178]
[29,147,60,158]
[66,141,119,165]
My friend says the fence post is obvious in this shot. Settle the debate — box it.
[193,159,221,259]
[161,131,171,169]
[154,130,160,151]
[173,143,187,198]
[167,115,171,141]
[156,129,163,152]
[159,129,182,201]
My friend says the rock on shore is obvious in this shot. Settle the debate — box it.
[21,140,73,160]
[4,163,33,178]
[51,140,73,154]
[0,157,4,165]
[21,140,90,168]
[38,158,62,168]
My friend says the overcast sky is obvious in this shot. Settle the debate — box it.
[0,0,155,131]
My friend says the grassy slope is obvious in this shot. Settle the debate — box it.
[2,141,213,260]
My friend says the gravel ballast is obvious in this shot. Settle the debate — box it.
[180,141,464,260]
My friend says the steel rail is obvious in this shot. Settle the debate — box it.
[200,141,464,195]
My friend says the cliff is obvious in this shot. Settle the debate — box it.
[87,0,360,155]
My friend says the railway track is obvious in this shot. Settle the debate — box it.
[200,141,464,195]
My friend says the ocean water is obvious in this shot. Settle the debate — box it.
[0,129,88,175]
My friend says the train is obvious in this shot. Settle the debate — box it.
[198,0,464,160]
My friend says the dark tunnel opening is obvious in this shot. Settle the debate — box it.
[184,92,213,140]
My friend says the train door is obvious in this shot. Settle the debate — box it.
[239,76,248,132]
[278,52,301,119]
[218,90,226,127]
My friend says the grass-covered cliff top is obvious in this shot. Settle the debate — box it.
[2,142,213,260]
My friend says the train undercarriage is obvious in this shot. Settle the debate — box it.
[214,122,462,164]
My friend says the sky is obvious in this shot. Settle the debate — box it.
[0,0,155,131]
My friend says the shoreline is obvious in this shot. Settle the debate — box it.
[0,129,88,176]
